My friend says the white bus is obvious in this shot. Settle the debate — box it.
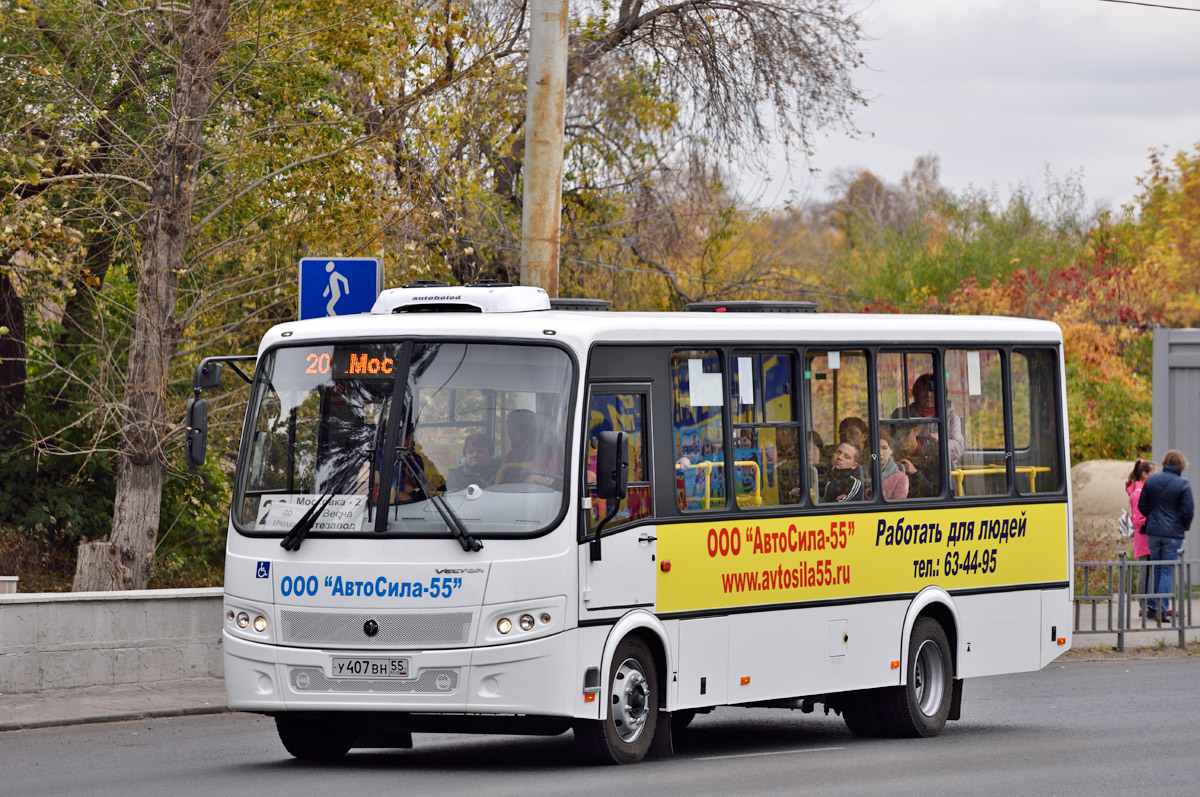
[187,284,1072,763]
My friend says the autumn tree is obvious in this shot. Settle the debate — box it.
[2,0,869,589]
[1,1,519,589]
[358,0,868,299]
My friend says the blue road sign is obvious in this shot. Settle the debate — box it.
[298,257,382,320]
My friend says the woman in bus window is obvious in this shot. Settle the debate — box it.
[879,433,910,501]
[892,373,964,471]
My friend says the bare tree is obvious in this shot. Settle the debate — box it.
[73,0,234,590]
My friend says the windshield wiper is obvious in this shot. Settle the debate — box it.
[397,448,482,552]
[280,457,365,552]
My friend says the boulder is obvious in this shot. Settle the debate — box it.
[1071,459,1135,543]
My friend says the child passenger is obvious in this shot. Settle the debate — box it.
[822,441,863,503]
[879,435,910,501]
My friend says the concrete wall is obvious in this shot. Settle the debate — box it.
[0,588,222,695]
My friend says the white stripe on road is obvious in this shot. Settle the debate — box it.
[695,746,845,761]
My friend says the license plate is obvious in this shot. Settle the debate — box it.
[331,657,410,679]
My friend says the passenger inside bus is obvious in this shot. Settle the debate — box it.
[447,431,500,491]
[878,432,910,501]
[891,373,964,471]
[838,416,868,451]
[807,430,825,503]
[822,441,864,503]
[496,408,562,486]
[891,423,941,498]
[378,425,446,504]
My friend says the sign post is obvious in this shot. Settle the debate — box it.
[298,257,382,320]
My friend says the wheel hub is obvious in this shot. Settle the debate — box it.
[612,658,651,743]
[913,639,946,716]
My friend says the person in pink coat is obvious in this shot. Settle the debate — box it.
[1126,458,1156,611]
[879,434,910,500]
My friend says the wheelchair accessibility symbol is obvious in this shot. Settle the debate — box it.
[256,561,270,579]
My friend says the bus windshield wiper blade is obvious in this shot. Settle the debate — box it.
[397,448,482,552]
[280,458,364,552]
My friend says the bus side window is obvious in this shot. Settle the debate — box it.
[946,349,1009,498]
[808,350,871,503]
[1012,349,1063,495]
[586,392,652,532]
[877,351,942,500]
[731,351,801,507]
[672,351,727,511]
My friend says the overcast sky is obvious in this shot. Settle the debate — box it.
[745,0,1200,212]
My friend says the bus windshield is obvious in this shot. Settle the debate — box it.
[235,340,574,539]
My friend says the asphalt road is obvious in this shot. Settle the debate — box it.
[2,656,1197,797]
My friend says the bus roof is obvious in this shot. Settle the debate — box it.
[259,305,1062,355]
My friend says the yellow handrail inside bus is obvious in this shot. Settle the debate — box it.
[677,459,762,508]
[951,465,1051,496]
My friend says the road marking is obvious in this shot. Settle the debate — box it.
[695,746,844,761]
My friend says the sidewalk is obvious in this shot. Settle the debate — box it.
[0,677,227,732]
[3,627,1197,733]
[1073,624,1200,652]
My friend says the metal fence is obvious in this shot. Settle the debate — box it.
[1074,551,1197,650]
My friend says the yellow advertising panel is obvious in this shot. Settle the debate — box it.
[657,503,1069,613]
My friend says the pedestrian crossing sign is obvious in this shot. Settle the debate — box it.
[298,257,382,320]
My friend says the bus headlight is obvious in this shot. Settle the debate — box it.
[497,617,513,635]
[519,614,535,631]
[252,615,268,633]
[236,611,250,629]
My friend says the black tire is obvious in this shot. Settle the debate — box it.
[275,714,354,760]
[575,636,659,764]
[840,689,887,737]
[879,617,953,737]
[671,709,697,734]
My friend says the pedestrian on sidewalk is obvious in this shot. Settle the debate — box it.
[1137,450,1193,620]
[1126,459,1156,607]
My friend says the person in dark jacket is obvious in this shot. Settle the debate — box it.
[1137,449,1194,620]
[822,441,863,503]
[447,431,500,491]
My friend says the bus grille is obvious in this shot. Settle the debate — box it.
[288,666,459,694]
[279,609,473,647]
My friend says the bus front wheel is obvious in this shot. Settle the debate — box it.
[575,636,659,764]
[275,714,353,760]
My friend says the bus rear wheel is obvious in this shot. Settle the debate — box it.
[575,636,659,764]
[840,690,886,737]
[275,714,354,760]
[882,617,953,737]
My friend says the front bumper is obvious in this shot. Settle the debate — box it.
[223,628,576,716]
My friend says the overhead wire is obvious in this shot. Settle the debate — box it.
[1095,0,1200,11]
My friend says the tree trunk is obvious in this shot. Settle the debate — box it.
[73,0,232,591]
[0,267,24,437]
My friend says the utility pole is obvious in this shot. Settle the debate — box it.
[519,0,568,297]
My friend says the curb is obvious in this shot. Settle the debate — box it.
[0,703,229,732]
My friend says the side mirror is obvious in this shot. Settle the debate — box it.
[590,431,628,563]
[595,430,629,501]
[193,360,224,391]
[184,397,208,467]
